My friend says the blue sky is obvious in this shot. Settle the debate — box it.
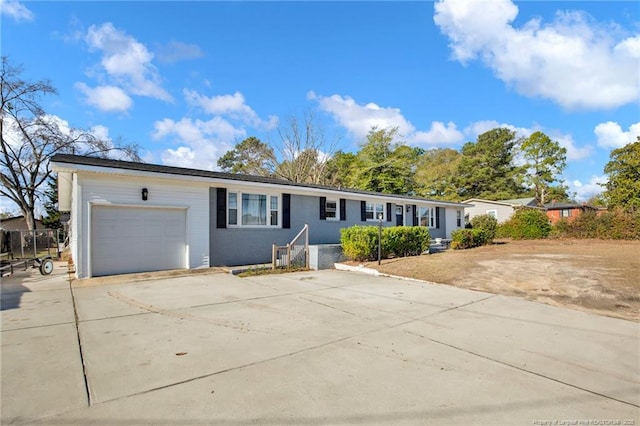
[1,0,639,214]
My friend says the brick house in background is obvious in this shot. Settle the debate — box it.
[543,202,600,225]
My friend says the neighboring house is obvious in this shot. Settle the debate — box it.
[0,216,45,254]
[543,202,599,225]
[52,154,469,279]
[463,198,538,224]
[0,216,44,231]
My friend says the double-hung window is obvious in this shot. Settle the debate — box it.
[228,192,279,227]
[270,196,279,225]
[561,209,571,218]
[366,202,384,221]
[325,199,337,220]
[456,210,462,227]
[419,206,436,228]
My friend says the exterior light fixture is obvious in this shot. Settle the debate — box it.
[142,188,149,201]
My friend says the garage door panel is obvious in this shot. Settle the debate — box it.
[91,206,186,277]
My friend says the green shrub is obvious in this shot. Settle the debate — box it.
[383,226,430,257]
[470,214,497,243]
[551,208,640,240]
[498,208,551,239]
[450,228,488,249]
[340,226,380,261]
[340,225,430,261]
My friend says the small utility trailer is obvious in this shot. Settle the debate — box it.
[0,255,54,277]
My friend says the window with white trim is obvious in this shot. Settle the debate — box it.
[419,206,436,228]
[270,196,279,225]
[561,209,571,217]
[486,209,497,219]
[228,192,279,227]
[326,199,337,220]
[228,192,238,225]
[366,202,384,221]
[456,210,462,227]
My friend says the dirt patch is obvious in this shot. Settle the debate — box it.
[357,239,640,322]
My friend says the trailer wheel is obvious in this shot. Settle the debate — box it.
[39,258,54,275]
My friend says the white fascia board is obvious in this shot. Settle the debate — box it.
[51,161,469,208]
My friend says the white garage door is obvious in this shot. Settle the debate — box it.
[91,206,186,277]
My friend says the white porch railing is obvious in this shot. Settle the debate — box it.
[272,224,309,269]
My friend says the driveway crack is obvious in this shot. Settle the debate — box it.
[69,277,91,407]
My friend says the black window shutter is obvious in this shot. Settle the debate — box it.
[282,193,291,229]
[412,205,418,226]
[319,197,326,220]
[386,203,392,222]
[436,207,441,229]
[360,201,367,222]
[216,188,227,229]
[339,199,346,221]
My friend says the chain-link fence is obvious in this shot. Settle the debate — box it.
[1,229,67,260]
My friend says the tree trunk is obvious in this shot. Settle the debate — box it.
[24,208,36,231]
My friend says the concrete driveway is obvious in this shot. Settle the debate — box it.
[2,265,638,425]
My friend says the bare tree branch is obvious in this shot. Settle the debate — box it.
[1,56,140,230]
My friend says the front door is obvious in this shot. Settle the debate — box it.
[396,205,404,226]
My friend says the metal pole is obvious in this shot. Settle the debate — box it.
[378,214,383,265]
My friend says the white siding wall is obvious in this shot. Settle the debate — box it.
[71,173,81,276]
[74,173,210,278]
[445,208,463,238]
[465,201,515,224]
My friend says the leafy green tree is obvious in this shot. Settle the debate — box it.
[414,148,461,200]
[602,138,640,210]
[217,136,276,176]
[350,127,418,194]
[41,176,61,229]
[520,131,567,206]
[545,184,574,204]
[454,128,525,200]
[322,150,357,188]
[1,57,140,230]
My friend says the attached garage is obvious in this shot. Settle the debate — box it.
[91,206,187,277]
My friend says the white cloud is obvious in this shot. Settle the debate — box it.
[0,0,33,22]
[184,89,278,129]
[569,175,607,202]
[84,22,172,102]
[153,90,278,170]
[463,120,533,139]
[155,41,204,64]
[551,132,592,161]
[413,121,464,145]
[312,92,464,146]
[89,124,110,141]
[434,0,640,109]
[75,83,133,112]
[594,121,640,149]
[312,93,414,140]
[152,117,241,170]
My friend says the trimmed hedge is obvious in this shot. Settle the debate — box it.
[450,228,489,250]
[340,225,430,261]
